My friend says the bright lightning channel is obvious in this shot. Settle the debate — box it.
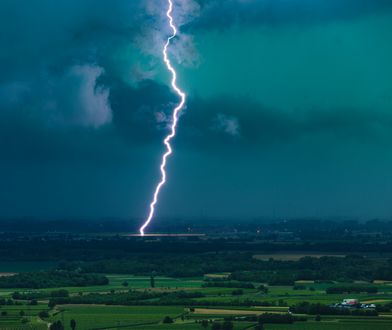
[139,0,186,236]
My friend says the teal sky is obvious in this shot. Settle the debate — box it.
[156,7,392,220]
[183,12,392,111]
[1,0,392,222]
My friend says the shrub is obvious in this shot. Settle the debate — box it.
[231,289,243,296]
[326,286,377,294]
[163,316,173,324]
[39,311,50,318]
[258,313,294,324]
[50,290,69,297]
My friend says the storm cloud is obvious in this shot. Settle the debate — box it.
[190,0,392,30]
[0,0,392,219]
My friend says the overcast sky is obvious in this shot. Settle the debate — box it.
[1,0,392,221]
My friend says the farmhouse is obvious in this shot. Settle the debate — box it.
[330,299,376,310]
[342,299,358,307]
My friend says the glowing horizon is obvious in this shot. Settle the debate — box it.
[139,0,187,236]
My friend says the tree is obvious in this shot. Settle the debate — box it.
[315,314,321,322]
[201,320,209,328]
[19,310,25,317]
[150,271,156,288]
[122,281,129,287]
[258,285,269,294]
[38,311,49,318]
[163,316,173,324]
[50,321,64,330]
[231,289,243,296]
[70,319,77,330]
[222,321,233,330]
[212,323,222,330]
[48,300,56,309]
[50,289,69,298]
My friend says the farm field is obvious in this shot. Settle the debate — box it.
[0,273,392,329]
[51,305,185,329]
[1,250,392,330]
[265,322,392,330]
[0,275,203,296]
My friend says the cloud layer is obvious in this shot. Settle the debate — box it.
[191,0,392,30]
[0,0,392,219]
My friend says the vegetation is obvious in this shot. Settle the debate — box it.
[0,273,391,329]
[202,281,255,289]
[162,316,174,323]
[49,321,64,330]
[325,286,378,294]
[290,303,378,316]
[0,271,108,288]
[12,289,69,300]
[48,290,205,307]
[0,225,392,330]
[258,314,295,324]
[52,253,392,283]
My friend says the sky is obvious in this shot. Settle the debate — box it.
[1,0,392,221]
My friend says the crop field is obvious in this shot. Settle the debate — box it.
[0,304,47,330]
[107,275,204,289]
[1,273,392,329]
[51,305,185,329]
[266,323,392,330]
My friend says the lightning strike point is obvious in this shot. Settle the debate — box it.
[139,0,187,236]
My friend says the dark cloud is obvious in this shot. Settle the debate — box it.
[178,95,392,152]
[190,0,392,30]
[0,0,149,129]
[0,0,143,78]
[0,0,391,218]
[109,80,176,144]
[0,0,177,165]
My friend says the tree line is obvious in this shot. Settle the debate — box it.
[57,254,392,282]
[0,271,108,288]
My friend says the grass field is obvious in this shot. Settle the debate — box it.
[0,273,392,329]
[0,304,48,330]
[265,322,392,330]
[51,305,184,329]
[107,275,204,289]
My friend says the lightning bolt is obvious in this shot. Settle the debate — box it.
[139,0,186,236]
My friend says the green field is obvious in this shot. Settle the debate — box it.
[52,305,184,329]
[265,323,392,330]
[1,274,392,329]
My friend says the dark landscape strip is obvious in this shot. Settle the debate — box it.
[89,321,158,330]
